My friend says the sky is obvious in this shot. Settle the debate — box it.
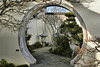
[46,6,70,13]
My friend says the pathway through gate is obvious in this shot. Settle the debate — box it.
[30,47,72,67]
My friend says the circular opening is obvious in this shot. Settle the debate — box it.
[18,3,87,65]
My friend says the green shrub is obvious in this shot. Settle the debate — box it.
[50,46,72,58]
[5,63,16,67]
[49,48,52,52]
[17,64,29,67]
[0,59,8,66]
[50,12,83,58]
[0,59,29,67]
[33,41,43,48]
[27,44,35,53]
[65,12,75,17]
[50,36,72,58]
[27,41,43,53]
[60,22,83,46]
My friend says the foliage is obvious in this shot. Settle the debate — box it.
[0,59,8,66]
[60,21,83,46]
[25,27,43,53]
[0,59,29,67]
[50,12,83,58]
[25,34,34,53]
[25,28,32,42]
[27,41,43,53]
[50,36,72,58]
[5,63,16,67]
[66,18,75,22]
[17,64,29,67]
[65,12,75,17]
[27,43,35,53]
[32,41,43,49]
[25,28,35,53]
[25,34,32,41]
[45,42,52,46]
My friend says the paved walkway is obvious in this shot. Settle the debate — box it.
[30,47,72,67]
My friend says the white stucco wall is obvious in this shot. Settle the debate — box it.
[28,19,53,45]
[0,28,29,65]
[71,0,100,66]
[0,2,56,65]
[0,2,38,65]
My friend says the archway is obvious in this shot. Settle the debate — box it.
[18,2,88,65]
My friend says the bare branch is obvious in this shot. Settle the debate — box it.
[0,1,31,32]
[0,18,20,31]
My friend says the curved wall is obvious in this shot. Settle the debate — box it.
[18,2,87,65]
[71,0,100,66]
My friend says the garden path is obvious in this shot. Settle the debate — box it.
[30,47,72,67]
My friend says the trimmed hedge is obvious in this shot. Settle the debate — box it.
[0,59,29,67]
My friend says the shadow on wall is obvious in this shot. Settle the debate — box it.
[71,3,100,66]
[76,34,100,66]
[72,3,100,36]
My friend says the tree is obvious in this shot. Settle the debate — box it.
[60,12,83,47]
